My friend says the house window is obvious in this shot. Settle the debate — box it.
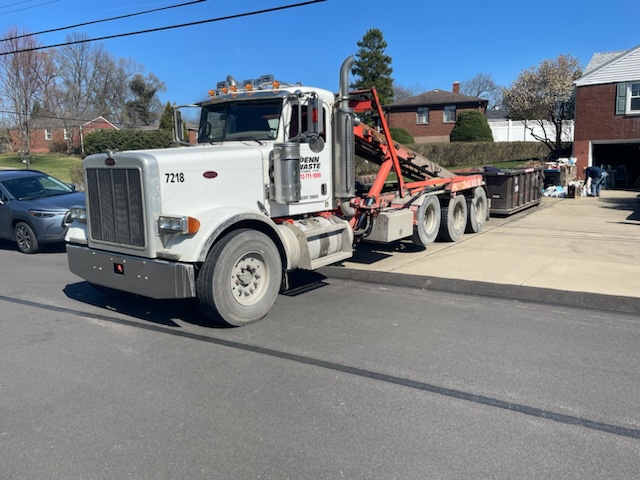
[63,129,69,140]
[416,107,429,124]
[444,105,456,123]
[630,82,640,113]
[44,129,53,141]
[616,81,640,114]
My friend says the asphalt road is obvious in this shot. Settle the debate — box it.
[1,242,639,479]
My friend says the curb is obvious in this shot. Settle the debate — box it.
[318,266,640,316]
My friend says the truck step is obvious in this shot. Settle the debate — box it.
[309,251,353,270]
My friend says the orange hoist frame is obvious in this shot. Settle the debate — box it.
[348,87,484,210]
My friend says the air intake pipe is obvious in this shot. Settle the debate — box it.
[334,55,356,217]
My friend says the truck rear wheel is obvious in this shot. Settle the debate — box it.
[411,195,441,246]
[438,194,467,242]
[466,187,488,233]
[196,229,282,326]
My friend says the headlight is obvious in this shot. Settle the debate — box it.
[69,206,87,221]
[28,209,64,218]
[158,215,200,234]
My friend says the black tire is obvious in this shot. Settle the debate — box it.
[466,187,488,234]
[15,221,39,254]
[438,194,467,242]
[411,195,441,246]
[196,229,282,327]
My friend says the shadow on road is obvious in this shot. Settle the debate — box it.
[63,282,224,329]
[63,270,330,329]
[600,191,640,222]
[0,238,67,254]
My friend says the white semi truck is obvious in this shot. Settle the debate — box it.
[66,56,487,326]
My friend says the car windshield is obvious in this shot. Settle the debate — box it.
[198,99,282,143]
[1,174,73,200]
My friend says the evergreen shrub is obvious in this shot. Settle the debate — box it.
[83,129,173,156]
[450,111,494,142]
[389,128,414,145]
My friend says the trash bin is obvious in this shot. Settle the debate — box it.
[543,164,577,188]
[482,166,544,216]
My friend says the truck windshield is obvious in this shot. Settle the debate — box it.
[198,99,282,143]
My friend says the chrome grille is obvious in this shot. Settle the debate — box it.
[86,168,145,247]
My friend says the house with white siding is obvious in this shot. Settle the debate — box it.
[573,45,640,188]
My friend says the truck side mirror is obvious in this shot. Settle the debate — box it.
[306,95,324,153]
[306,95,323,137]
[173,109,186,143]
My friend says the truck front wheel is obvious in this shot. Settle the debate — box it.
[196,229,282,326]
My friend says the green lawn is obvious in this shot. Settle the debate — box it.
[0,153,82,184]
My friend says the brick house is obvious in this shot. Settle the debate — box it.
[384,82,488,143]
[573,45,640,188]
[10,116,118,154]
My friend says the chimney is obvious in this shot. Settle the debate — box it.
[452,81,460,94]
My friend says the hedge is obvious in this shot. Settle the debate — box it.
[83,129,173,156]
[356,141,555,175]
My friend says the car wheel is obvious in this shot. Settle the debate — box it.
[15,221,40,254]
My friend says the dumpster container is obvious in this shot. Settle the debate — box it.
[483,166,544,216]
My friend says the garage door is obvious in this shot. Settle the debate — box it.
[593,143,640,189]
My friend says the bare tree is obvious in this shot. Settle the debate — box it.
[460,73,502,109]
[0,28,56,165]
[503,54,582,159]
[392,82,426,102]
[96,56,139,123]
[52,33,137,150]
[53,35,141,119]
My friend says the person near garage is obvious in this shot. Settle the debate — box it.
[583,165,609,196]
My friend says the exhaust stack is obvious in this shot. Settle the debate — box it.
[333,56,356,213]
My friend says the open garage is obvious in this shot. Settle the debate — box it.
[593,142,640,189]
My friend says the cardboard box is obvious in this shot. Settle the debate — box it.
[567,185,581,198]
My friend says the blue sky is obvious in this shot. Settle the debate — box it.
[1,0,637,107]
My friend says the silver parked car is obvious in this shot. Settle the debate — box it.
[0,169,85,253]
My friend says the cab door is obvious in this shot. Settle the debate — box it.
[286,100,331,206]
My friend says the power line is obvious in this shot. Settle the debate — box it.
[0,0,327,55]
[0,0,59,16]
[0,0,207,42]
[0,1,34,10]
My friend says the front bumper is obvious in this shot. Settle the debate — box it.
[67,244,196,299]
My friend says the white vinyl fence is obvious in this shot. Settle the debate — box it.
[489,120,574,142]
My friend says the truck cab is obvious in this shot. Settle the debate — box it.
[66,70,355,326]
